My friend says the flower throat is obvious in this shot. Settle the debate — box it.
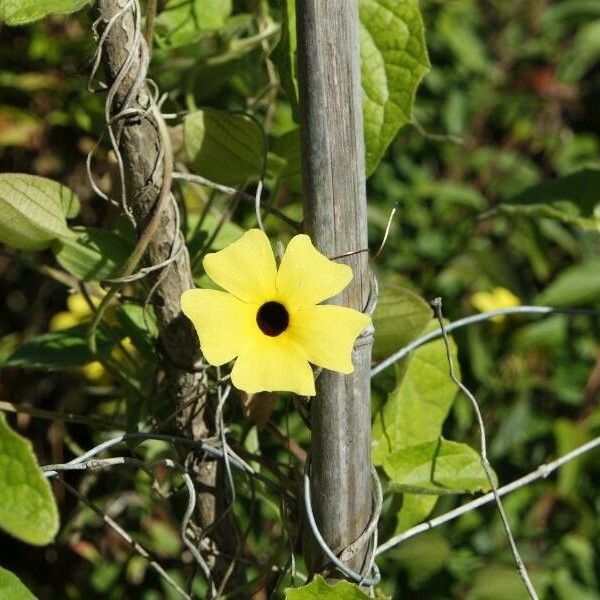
[256,301,289,336]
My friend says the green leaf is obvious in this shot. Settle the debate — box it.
[0,173,77,250]
[388,531,451,587]
[384,438,493,495]
[0,414,58,545]
[155,0,232,47]
[558,19,600,83]
[554,419,589,499]
[270,0,429,175]
[490,169,600,230]
[535,258,600,307]
[0,567,36,600]
[485,203,600,231]
[53,227,133,282]
[6,325,113,370]
[394,493,438,533]
[372,284,431,361]
[116,304,158,360]
[285,575,376,599]
[270,0,299,118]
[359,0,430,174]
[466,567,529,600]
[0,0,89,25]
[184,108,264,186]
[372,320,459,464]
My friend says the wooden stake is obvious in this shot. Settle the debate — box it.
[296,0,373,577]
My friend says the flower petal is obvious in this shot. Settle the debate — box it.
[288,304,371,373]
[276,234,352,307]
[181,288,256,366]
[231,336,315,395]
[203,229,277,303]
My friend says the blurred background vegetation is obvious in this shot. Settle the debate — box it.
[1,0,600,598]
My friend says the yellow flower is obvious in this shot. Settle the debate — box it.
[181,229,371,395]
[471,287,520,322]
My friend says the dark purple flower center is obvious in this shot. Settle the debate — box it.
[256,301,289,337]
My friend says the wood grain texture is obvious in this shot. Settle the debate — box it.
[296,0,374,577]
[96,1,244,591]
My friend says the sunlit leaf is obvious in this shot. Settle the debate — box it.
[155,0,232,47]
[0,567,36,600]
[384,438,493,495]
[359,0,430,174]
[0,414,58,545]
[0,0,89,25]
[270,0,430,175]
[372,284,431,361]
[372,320,459,464]
[285,575,380,599]
[394,493,438,533]
[0,173,77,250]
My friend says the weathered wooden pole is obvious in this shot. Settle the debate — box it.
[96,1,244,592]
[296,1,373,577]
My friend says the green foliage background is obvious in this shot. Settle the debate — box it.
[0,0,599,598]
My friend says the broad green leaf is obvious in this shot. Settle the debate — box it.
[0,0,89,25]
[384,438,493,495]
[0,414,58,545]
[0,173,77,250]
[0,567,36,600]
[6,325,113,370]
[372,284,431,361]
[184,109,264,186]
[359,0,430,174]
[270,0,429,175]
[285,575,376,599]
[372,320,459,464]
[535,258,600,307]
[53,227,133,282]
[394,493,438,533]
[155,0,232,47]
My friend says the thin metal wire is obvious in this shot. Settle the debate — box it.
[172,171,301,229]
[303,461,381,586]
[432,298,538,600]
[371,305,600,377]
[376,433,600,556]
